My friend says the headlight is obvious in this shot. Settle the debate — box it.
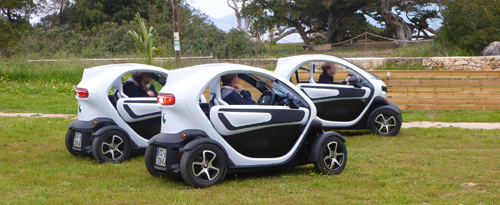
[381,85,388,92]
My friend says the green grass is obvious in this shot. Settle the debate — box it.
[0,116,499,203]
[402,110,500,122]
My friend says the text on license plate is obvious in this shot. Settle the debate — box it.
[74,132,82,148]
[156,147,167,167]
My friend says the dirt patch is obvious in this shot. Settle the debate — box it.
[403,121,500,129]
[0,112,76,119]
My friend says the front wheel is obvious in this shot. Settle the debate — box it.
[180,143,227,188]
[91,130,131,163]
[369,109,402,136]
[314,136,347,175]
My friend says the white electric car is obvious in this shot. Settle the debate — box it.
[274,55,402,136]
[145,64,348,188]
[65,64,170,163]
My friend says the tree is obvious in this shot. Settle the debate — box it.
[380,0,412,45]
[227,0,251,36]
[322,0,372,43]
[60,0,167,28]
[439,0,500,55]
[0,0,36,56]
[245,0,329,46]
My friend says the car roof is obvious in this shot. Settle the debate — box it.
[274,54,363,80]
[159,63,276,100]
[78,63,168,93]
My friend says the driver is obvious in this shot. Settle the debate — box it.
[123,72,157,97]
[220,73,256,105]
[318,62,350,85]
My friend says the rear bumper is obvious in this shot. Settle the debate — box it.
[67,118,116,156]
[148,130,209,175]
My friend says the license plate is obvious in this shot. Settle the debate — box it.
[74,132,82,148]
[156,147,167,167]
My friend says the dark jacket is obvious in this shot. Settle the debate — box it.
[221,86,256,105]
[123,79,157,97]
[318,73,347,85]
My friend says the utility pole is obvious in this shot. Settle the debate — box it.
[172,0,181,64]
[365,31,368,51]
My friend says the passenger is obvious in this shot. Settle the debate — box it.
[318,62,350,85]
[220,73,256,105]
[123,72,157,97]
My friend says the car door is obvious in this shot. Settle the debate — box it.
[210,105,310,158]
[297,84,371,122]
[116,97,161,139]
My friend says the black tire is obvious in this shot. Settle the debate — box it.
[313,136,347,175]
[369,109,402,136]
[180,143,227,188]
[91,130,131,163]
[145,144,161,177]
[64,129,78,156]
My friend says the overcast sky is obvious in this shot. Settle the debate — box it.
[187,0,235,19]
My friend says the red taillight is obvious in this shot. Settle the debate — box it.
[157,93,175,105]
[75,87,89,98]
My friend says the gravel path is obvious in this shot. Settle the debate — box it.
[1,112,499,129]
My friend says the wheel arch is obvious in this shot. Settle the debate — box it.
[182,138,236,168]
[92,125,138,149]
[308,131,346,162]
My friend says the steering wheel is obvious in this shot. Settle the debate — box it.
[257,90,276,105]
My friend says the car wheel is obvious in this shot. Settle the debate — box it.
[369,109,402,136]
[145,144,161,177]
[313,136,347,175]
[64,129,78,156]
[91,130,131,163]
[180,143,227,188]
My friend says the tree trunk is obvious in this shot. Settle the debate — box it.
[293,22,310,46]
[272,28,298,42]
[381,0,412,45]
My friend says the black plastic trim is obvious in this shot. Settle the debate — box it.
[123,100,157,104]
[217,108,306,130]
[123,104,161,119]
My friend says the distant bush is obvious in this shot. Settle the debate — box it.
[439,0,500,55]
[9,4,264,59]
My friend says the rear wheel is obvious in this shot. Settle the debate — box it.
[92,130,131,163]
[145,144,161,177]
[314,136,347,175]
[64,129,78,156]
[369,109,402,136]
[180,144,227,188]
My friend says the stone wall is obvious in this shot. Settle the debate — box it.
[191,56,500,71]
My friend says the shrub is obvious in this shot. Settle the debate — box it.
[439,0,500,55]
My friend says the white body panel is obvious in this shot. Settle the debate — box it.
[116,98,160,122]
[158,64,317,166]
[76,63,168,148]
[274,54,388,128]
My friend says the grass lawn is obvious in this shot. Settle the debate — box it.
[0,116,499,204]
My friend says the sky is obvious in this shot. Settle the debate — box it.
[187,0,235,19]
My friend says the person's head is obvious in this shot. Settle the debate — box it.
[132,72,152,89]
[321,62,336,76]
[221,73,238,86]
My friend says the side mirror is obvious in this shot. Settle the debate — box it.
[287,93,299,109]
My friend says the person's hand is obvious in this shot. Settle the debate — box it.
[233,84,243,92]
[345,76,350,85]
[147,90,155,97]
